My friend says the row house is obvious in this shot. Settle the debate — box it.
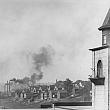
[14,83,68,102]
[48,85,67,100]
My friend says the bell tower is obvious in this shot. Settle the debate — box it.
[89,8,110,110]
[99,8,110,46]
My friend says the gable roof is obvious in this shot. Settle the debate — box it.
[49,85,56,90]
[99,8,110,30]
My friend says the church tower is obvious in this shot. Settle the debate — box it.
[89,8,110,110]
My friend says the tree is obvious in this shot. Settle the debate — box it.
[55,80,64,89]
[64,78,73,96]
[76,81,92,101]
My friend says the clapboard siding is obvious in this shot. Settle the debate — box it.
[108,48,110,110]
[92,48,108,110]
[95,86,105,110]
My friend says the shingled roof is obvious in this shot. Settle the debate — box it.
[98,8,110,30]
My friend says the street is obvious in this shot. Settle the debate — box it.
[0,98,43,109]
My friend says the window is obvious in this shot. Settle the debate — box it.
[103,35,106,45]
[97,60,103,77]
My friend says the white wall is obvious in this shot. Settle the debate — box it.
[92,48,108,110]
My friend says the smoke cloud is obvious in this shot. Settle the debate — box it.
[33,46,54,71]
[9,45,55,85]
[31,45,55,84]
[0,0,110,83]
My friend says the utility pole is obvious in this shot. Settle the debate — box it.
[5,81,11,96]
[6,81,8,95]
[4,84,6,93]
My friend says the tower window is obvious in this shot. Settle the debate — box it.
[97,60,103,77]
[103,35,106,45]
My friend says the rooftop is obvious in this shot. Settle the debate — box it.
[98,8,110,30]
[89,45,109,51]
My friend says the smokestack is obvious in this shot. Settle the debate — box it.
[7,81,8,94]
[9,81,10,92]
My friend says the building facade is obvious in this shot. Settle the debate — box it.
[89,8,110,110]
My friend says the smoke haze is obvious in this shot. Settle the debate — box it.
[0,0,110,83]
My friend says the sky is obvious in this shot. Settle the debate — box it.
[0,0,110,83]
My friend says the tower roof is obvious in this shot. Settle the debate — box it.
[98,8,110,30]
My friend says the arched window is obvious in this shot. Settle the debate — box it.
[97,60,103,77]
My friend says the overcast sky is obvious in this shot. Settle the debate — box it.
[0,0,110,83]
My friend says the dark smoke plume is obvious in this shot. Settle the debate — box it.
[9,45,54,85]
[30,72,43,85]
[31,45,54,84]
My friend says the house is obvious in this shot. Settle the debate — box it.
[48,84,67,100]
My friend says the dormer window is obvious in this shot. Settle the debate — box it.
[102,35,107,45]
